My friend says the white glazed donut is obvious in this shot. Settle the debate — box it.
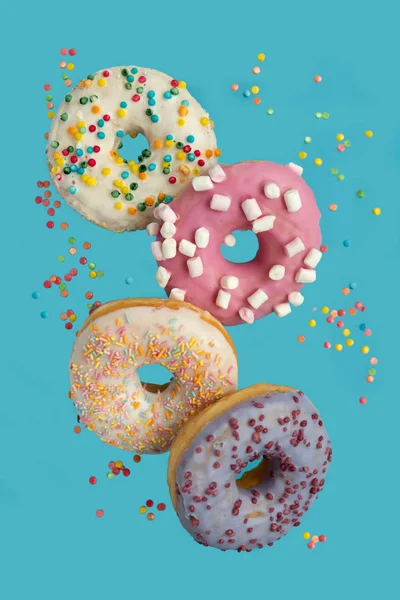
[47,66,219,232]
[69,298,238,454]
[168,383,331,550]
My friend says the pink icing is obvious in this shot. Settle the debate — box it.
[155,161,322,326]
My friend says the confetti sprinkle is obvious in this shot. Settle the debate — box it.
[231,83,239,91]
[365,130,373,138]
[96,509,104,518]
[314,75,322,83]
[257,53,265,62]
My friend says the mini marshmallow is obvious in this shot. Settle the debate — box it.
[187,256,203,278]
[269,265,285,280]
[252,215,276,233]
[192,175,213,192]
[224,234,236,247]
[209,164,227,183]
[304,248,322,268]
[288,291,304,306]
[151,241,164,261]
[169,288,186,301]
[156,266,171,288]
[160,221,176,239]
[274,303,292,318]
[210,194,231,211]
[247,289,269,309]
[284,189,302,213]
[239,307,255,324]
[287,162,303,176]
[154,203,178,223]
[295,268,316,283]
[162,238,177,259]
[241,198,262,221]
[220,275,239,290]
[216,290,231,310]
[264,182,281,199]
[146,222,160,237]
[195,227,210,248]
[179,239,197,257]
[284,237,305,258]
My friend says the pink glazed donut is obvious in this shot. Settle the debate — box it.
[150,161,322,326]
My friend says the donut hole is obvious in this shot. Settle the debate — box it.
[236,456,269,489]
[118,131,149,163]
[220,230,259,264]
[138,364,173,391]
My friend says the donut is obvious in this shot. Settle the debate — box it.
[47,66,219,232]
[168,383,331,551]
[69,298,238,454]
[151,161,322,325]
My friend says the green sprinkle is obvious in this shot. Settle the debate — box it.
[88,262,96,270]
[125,83,132,90]
[80,97,88,105]
[142,149,151,158]
[356,190,365,198]
[130,183,139,190]
[331,168,339,175]
[65,94,72,102]
[315,112,322,119]
[51,141,59,149]
[344,140,351,148]
[45,94,52,101]
[304,136,312,144]
[138,203,146,212]
[266,108,274,115]
[337,174,345,181]
[125,193,133,201]
[87,74,95,81]
[322,112,330,120]
[68,237,76,244]
[171,88,179,96]
[97,270,104,278]
[111,190,120,198]
[59,283,66,290]
[57,256,65,263]
[61,73,68,81]
[136,86,144,94]
[60,113,68,121]
[90,95,98,103]
[121,68,128,76]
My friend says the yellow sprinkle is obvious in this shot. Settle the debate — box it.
[321,306,329,314]
[117,108,126,118]
[114,202,123,210]
[298,151,307,159]
[129,161,139,173]
[336,133,344,141]
[116,157,124,165]
[251,86,259,94]
[346,339,354,347]
[70,314,77,322]
[55,158,64,167]
[176,151,186,161]
[314,158,323,166]
[114,180,123,189]
[51,166,59,174]
[121,186,129,195]
[139,506,147,514]
[200,117,209,126]
[98,78,106,87]
[361,346,370,354]
[178,80,187,89]
[365,130,373,138]
[177,118,185,126]
[343,328,351,337]
[77,121,86,128]
[102,168,111,176]
[335,344,343,352]
[74,132,83,141]
[115,460,123,468]
[81,174,89,183]
[87,177,97,187]
[257,53,266,62]
[165,139,174,148]
[89,271,97,278]
[372,207,381,216]
[308,320,316,328]
[302,532,311,540]
[67,62,74,71]
[47,111,55,119]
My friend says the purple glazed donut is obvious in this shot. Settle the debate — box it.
[168,383,332,551]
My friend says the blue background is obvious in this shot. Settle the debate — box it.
[1,1,398,598]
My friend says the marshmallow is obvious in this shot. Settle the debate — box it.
[162,238,177,259]
[284,237,305,258]
[210,194,231,211]
[154,203,178,223]
[192,175,213,192]
[146,222,160,237]
[239,307,255,324]
[288,291,304,306]
[284,189,302,213]
[209,164,227,183]
[287,162,303,176]
[220,275,239,290]
[252,215,276,233]
[241,198,262,221]
[160,221,176,239]
[195,227,210,248]
[216,290,231,309]
[151,241,164,261]
[295,268,316,283]
[224,234,236,247]
[269,265,285,280]
[264,182,280,199]
[274,303,292,318]
[156,266,171,288]
[179,239,197,257]
[247,289,269,309]
[169,288,186,301]
[187,256,203,278]
[304,248,322,268]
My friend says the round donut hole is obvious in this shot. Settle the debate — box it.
[221,230,259,264]
[138,364,173,392]
[118,131,149,163]
[236,456,270,489]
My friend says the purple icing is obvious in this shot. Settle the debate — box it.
[174,390,332,551]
